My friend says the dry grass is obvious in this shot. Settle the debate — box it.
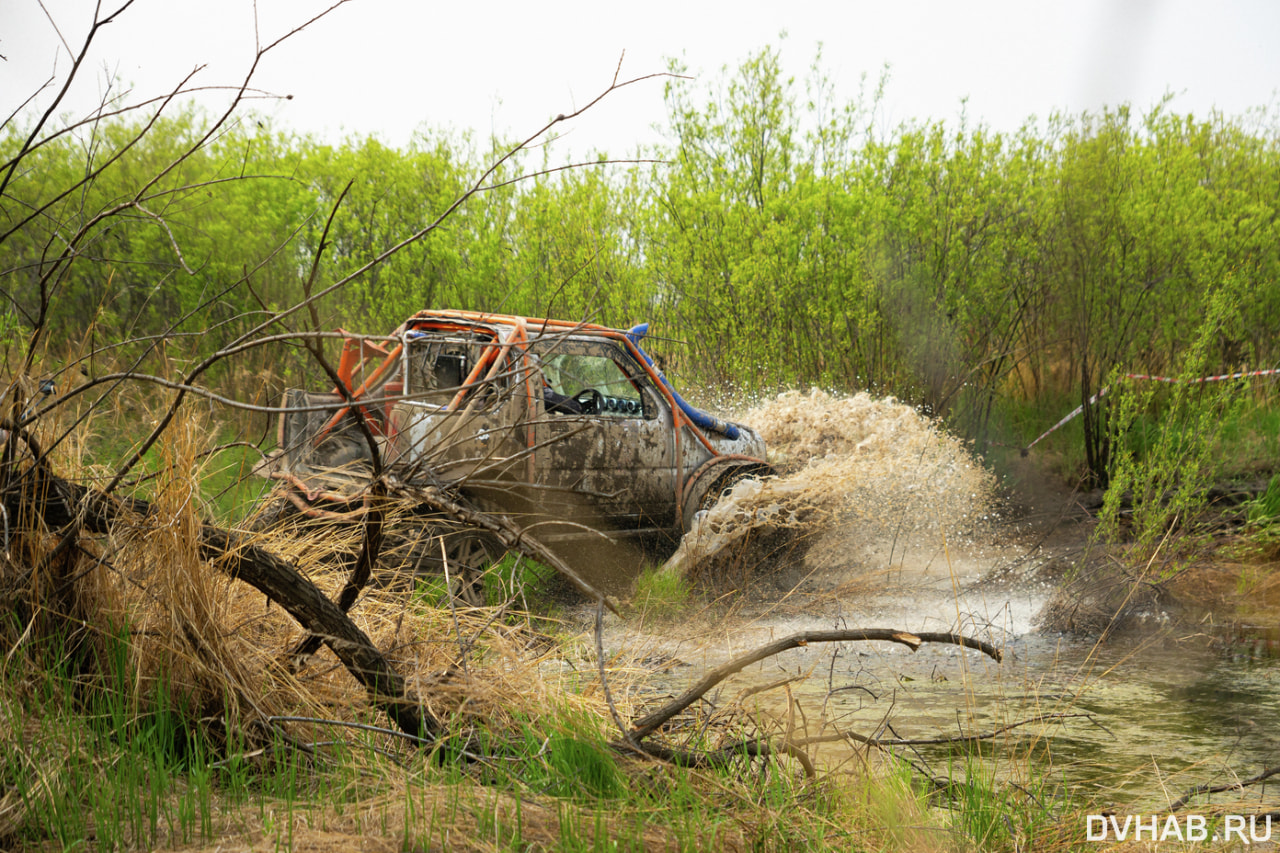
[1,397,646,846]
[145,775,712,853]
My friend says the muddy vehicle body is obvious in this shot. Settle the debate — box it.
[267,311,770,588]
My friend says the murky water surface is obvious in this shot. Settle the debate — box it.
[1013,627,1280,803]
[617,575,1280,808]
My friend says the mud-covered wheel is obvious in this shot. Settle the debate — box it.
[382,522,505,604]
[682,463,771,534]
[441,528,505,607]
[682,474,729,534]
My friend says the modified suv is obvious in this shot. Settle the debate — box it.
[266,310,770,589]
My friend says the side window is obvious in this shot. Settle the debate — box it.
[406,334,507,409]
[538,345,653,418]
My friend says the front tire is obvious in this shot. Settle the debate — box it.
[681,464,770,534]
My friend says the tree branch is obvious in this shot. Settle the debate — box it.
[629,629,1002,742]
[1169,763,1280,811]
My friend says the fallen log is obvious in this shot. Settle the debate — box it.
[7,460,437,739]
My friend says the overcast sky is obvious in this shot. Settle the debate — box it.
[5,0,1280,157]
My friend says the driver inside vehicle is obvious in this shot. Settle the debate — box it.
[539,353,585,414]
[543,384,585,415]
[539,352,636,417]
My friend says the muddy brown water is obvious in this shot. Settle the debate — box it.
[601,534,1279,810]
[594,390,1280,809]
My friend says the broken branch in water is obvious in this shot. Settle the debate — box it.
[792,711,1093,748]
[1169,763,1280,811]
[627,629,1002,743]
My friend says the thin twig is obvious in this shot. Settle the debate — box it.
[792,712,1092,748]
[441,537,470,677]
[595,599,631,743]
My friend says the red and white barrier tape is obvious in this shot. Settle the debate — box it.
[1023,367,1280,453]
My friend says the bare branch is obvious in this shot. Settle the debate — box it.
[596,600,632,743]
[477,158,669,193]
[135,203,195,274]
[36,0,75,56]
[0,0,141,202]
[792,712,1093,749]
[285,177,388,665]
[1169,763,1280,811]
[0,85,288,173]
[629,629,1002,742]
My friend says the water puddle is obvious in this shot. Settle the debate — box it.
[1013,630,1280,804]
[611,585,1280,808]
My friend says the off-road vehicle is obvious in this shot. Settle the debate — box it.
[265,310,770,593]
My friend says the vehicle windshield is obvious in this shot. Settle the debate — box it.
[534,341,651,418]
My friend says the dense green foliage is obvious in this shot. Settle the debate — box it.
[4,47,1278,483]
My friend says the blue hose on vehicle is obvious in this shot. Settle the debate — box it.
[625,323,741,440]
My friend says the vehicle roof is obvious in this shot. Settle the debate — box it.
[401,309,631,343]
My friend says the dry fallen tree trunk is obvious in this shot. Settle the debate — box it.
[198,524,429,736]
[9,459,437,739]
[10,448,618,741]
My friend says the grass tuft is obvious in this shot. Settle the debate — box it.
[631,564,692,620]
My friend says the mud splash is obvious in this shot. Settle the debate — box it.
[665,389,998,579]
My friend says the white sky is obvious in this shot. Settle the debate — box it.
[5,0,1280,157]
